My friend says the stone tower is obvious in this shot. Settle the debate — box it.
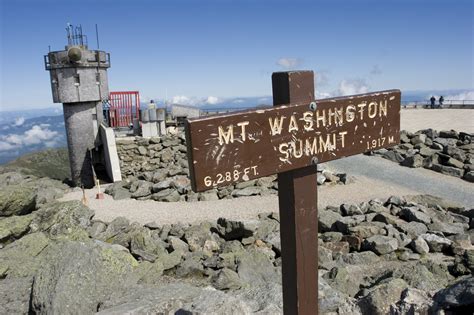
[44,24,110,187]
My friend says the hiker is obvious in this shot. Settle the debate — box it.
[439,96,444,108]
[430,96,436,109]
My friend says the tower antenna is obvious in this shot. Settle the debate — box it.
[95,24,100,49]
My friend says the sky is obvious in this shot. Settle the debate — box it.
[1,0,473,110]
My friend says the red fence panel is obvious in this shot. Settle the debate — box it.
[108,91,140,128]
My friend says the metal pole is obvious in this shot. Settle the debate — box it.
[96,24,100,50]
[272,71,319,315]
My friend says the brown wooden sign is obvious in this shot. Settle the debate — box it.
[185,90,401,192]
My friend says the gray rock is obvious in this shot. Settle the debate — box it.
[410,134,426,145]
[30,200,93,239]
[429,220,465,235]
[129,227,168,262]
[199,190,219,201]
[411,236,430,254]
[390,288,433,315]
[464,171,474,182]
[0,214,34,244]
[96,217,131,242]
[97,283,252,314]
[434,137,458,147]
[319,209,343,232]
[232,186,262,197]
[0,232,50,278]
[358,278,408,315]
[444,146,467,162]
[236,247,278,288]
[319,275,361,314]
[439,130,459,139]
[0,277,33,315]
[317,173,326,185]
[419,146,434,157]
[433,276,474,311]
[151,179,173,192]
[104,183,131,200]
[382,150,404,163]
[151,169,167,183]
[211,268,242,290]
[443,157,465,169]
[401,154,424,168]
[87,221,107,239]
[168,235,189,253]
[30,240,138,314]
[432,163,465,177]
[175,253,205,277]
[130,180,152,198]
[216,218,252,241]
[421,233,452,252]
[364,235,398,255]
[0,185,36,217]
[341,203,363,216]
[400,207,431,224]
[340,251,381,265]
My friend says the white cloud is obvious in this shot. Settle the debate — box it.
[170,95,196,106]
[205,96,220,105]
[233,99,244,103]
[337,79,369,96]
[0,141,17,151]
[315,91,332,99]
[13,117,25,127]
[444,90,474,100]
[316,70,330,87]
[170,95,223,106]
[276,57,302,69]
[0,125,59,152]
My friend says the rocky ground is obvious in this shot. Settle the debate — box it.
[371,129,474,182]
[1,170,473,314]
[110,134,354,202]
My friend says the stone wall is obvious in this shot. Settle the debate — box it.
[110,133,353,202]
[372,129,474,182]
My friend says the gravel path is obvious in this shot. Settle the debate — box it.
[60,109,474,224]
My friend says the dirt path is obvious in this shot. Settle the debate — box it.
[60,109,474,225]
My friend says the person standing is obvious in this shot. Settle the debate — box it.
[439,96,444,108]
[430,96,436,109]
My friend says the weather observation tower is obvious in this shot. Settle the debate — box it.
[44,24,111,188]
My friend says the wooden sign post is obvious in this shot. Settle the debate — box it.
[185,71,400,314]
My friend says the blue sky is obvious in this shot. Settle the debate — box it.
[1,0,473,110]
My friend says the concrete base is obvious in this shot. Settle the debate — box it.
[100,124,122,182]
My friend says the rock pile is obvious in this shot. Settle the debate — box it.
[1,171,473,314]
[112,134,354,201]
[371,129,474,182]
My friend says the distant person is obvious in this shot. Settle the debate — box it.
[439,96,444,108]
[430,96,436,109]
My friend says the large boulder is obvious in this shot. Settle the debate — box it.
[0,277,34,315]
[29,200,94,240]
[357,278,408,315]
[0,232,50,278]
[31,240,138,314]
[433,276,474,313]
[0,213,34,244]
[97,283,252,314]
[0,185,36,217]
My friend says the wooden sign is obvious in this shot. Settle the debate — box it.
[185,71,400,315]
[185,89,400,192]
